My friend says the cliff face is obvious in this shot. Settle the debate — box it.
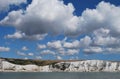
[0,59,120,72]
[49,60,120,72]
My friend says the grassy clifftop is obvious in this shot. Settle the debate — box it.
[3,58,60,66]
[1,58,79,66]
[1,58,119,66]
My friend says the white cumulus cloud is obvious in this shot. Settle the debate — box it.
[37,44,46,49]
[0,0,27,11]
[1,1,120,37]
[22,46,28,51]
[0,0,120,55]
[0,46,10,52]
[17,51,26,56]
[47,40,62,50]
[40,50,55,55]
[83,47,103,53]
[5,31,47,40]
[56,56,62,60]
[28,53,34,56]
[0,0,78,36]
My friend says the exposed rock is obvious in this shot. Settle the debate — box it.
[2,61,16,70]
[39,66,50,72]
[15,65,24,71]
[18,65,39,72]
[0,59,120,72]
[49,62,70,71]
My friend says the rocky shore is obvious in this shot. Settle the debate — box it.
[0,58,120,72]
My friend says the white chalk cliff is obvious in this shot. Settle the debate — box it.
[0,59,120,72]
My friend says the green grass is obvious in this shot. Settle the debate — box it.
[0,58,82,66]
[3,58,60,66]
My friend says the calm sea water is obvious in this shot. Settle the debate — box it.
[0,72,120,79]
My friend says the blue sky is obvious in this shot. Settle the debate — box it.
[0,0,120,60]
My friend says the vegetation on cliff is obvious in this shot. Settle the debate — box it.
[3,58,60,66]
[1,58,79,66]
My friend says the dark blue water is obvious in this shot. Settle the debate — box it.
[0,72,120,79]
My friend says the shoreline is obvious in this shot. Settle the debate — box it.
[1,71,120,73]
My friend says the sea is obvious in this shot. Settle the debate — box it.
[0,72,120,79]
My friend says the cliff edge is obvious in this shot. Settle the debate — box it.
[0,58,120,72]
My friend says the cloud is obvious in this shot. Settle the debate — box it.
[40,35,98,55]
[47,40,62,50]
[0,0,27,11]
[63,36,92,49]
[43,34,119,55]
[63,40,80,49]
[40,50,55,55]
[22,46,28,51]
[56,56,62,60]
[5,32,23,39]
[83,47,120,54]
[93,28,120,47]
[45,38,81,56]
[0,0,120,55]
[79,1,120,37]
[66,49,79,55]
[0,0,79,36]
[5,31,47,40]
[0,46,10,52]
[83,47,103,53]
[28,53,34,56]
[79,36,92,47]
[24,57,28,60]
[37,44,46,50]
[105,47,120,53]
[23,34,47,40]
[17,51,26,56]
[35,56,42,59]
[1,1,120,37]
